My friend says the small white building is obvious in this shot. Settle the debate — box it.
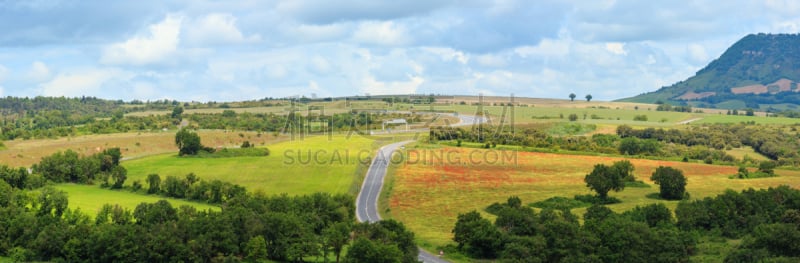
[382,119,409,131]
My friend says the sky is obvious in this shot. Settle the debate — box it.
[0,0,798,102]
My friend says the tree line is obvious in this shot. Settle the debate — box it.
[0,143,419,262]
[452,185,800,262]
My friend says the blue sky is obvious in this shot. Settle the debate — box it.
[0,0,798,102]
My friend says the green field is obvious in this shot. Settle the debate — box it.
[54,184,220,216]
[694,114,800,124]
[124,134,382,196]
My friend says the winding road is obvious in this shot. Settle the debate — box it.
[355,140,449,263]
[356,114,486,262]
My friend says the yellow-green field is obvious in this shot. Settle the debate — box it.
[0,130,286,167]
[54,184,220,216]
[123,134,383,195]
[386,146,800,252]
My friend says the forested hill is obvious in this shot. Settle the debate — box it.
[620,33,800,110]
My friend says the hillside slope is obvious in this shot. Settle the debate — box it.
[621,33,800,110]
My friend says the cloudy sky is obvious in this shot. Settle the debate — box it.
[0,0,798,102]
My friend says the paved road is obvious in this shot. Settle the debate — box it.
[677,117,702,125]
[355,140,450,263]
[356,114,487,262]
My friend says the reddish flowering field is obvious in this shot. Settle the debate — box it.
[388,147,800,248]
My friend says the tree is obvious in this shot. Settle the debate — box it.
[650,166,687,200]
[171,106,184,120]
[324,222,351,263]
[245,236,268,262]
[584,164,625,199]
[568,113,579,122]
[452,210,504,258]
[585,94,593,102]
[611,160,636,182]
[110,166,127,189]
[343,238,402,263]
[147,174,161,194]
[569,93,576,101]
[175,129,202,156]
[758,161,777,175]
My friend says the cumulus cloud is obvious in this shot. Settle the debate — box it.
[351,21,410,46]
[185,13,260,45]
[101,14,182,66]
[40,68,133,97]
[0,1,799,101]
[26,61,52,82]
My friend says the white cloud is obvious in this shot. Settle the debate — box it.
[605,42,627,55]
[351,21,409,45]
[26,61,52,82]
[420,47,468,64]
[514,38,570,58]
[687,44,709,63]
[40,68,132,97]
[101,14,182,65]
[360,74,423,95]
[185,13,260,45]
[476,54,507,67]
[0,64,8,82]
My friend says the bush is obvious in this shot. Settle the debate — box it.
[530,196,591,210]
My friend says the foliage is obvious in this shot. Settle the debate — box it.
[454,197,697,262]
[529,196,591,210]
[650,166,688,200]
[175,129,205,156]
[584,163,626,199]
[0,182,362,263]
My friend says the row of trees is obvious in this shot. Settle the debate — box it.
[584,161,687,201]
[0,180,419,262]
[452,197,696,262]
[429,126,740,165]
[31,148,127,188]
[453,185,800,262]
[568,93,592,102]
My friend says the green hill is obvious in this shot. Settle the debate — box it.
[621,33,800,110]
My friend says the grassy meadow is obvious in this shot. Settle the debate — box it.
[386,146,800,253]
[123,134,383,196]
[54,184,220,216]
[0,130,286,167]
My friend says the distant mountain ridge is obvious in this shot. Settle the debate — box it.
[620,33,800,110]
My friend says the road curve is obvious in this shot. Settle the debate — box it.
[355,140,450,263]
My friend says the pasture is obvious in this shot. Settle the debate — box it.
[0,130,285,167]
[123,134,382,196]
[54,184,220,216]
[386,146,800,251]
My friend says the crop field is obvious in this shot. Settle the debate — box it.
[54,184,220,216]
[0,130,285,167]
[386,146,800,250]
[124,134,384,196]
[693,114,800,125]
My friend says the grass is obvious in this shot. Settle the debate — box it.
[726,146,770,162]
[385,146,800,257]
[54,184,220,216]
[123,134,382,196]
[0,130,286,167]
[694,114,800,124]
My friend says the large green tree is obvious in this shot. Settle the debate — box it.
[650,166,687,200]
[584,164,625,199]
[175,129,202,156]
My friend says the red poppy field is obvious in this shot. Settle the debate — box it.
[387,147,800,249]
